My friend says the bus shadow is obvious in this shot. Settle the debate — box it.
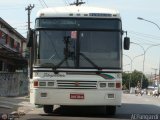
[23,103,160,120]
[41,105,130,119]
[43,103,160,119]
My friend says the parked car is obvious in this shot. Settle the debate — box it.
[147,86,159,97]
[152,87,159,97]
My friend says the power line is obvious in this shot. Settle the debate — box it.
[129,35,160,44]
[63,0,70,6]
[127,30,160,46]
[130,35,160,46]
[37,0,48,8]
[68,0,73,4]
[128,30,160,45]
[38,0,45,8]
[131,35,160,43]
[41,0,48,8]
[128,30,160,40]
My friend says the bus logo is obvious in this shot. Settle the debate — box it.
[75,82,79,87]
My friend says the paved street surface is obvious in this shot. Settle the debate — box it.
[0,96,34,119]
[17,94,160,120]
[0,94,160,120]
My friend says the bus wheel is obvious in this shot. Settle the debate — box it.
[106,106,116,115]
[43,105,53,113]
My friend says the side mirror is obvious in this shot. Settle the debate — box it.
[124,37,130,50]
[27,29,34,47]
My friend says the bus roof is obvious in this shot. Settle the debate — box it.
[37,6,120,19]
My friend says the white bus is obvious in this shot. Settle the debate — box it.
[28,4,130,115]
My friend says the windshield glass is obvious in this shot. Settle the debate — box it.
[34,18,122,69]
[37,31,75,67]
[35,30,121,69]
[79,31,121,68]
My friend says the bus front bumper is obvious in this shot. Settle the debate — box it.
[30,88,122,106]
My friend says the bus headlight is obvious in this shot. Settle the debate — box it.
[108,83,115,88]
[48,82,54,86]
[99,83,107,88]
[39,82,46,86]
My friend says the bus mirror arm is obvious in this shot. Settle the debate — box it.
[27,29,34,47]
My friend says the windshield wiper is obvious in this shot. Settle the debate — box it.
[54,53,101,71]
[79,53,101,70]
[53,36,74,70]
[49,54,56,60]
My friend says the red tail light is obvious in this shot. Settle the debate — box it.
[34,81,39,87]
[116,82,121,89]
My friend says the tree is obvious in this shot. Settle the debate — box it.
[122,70,149,90]
[122,72,130,89]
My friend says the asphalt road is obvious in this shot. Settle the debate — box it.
[20,94,160,120]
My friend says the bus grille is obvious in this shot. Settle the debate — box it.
[57,80,97,89]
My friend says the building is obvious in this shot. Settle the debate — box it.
[0,17,27,72]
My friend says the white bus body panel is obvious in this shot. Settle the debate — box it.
[30,88,122,106]
[36,6,120,19]
[30,72,122,106]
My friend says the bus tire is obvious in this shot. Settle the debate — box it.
[43,105,53,113]
[106,106,116,115]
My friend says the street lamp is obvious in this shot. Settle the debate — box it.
[123,54,144,90]
[131,42,160,89]
[137,17,160,30]
[152,68,158,87]
[137,17,160,89]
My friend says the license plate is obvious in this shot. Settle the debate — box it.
[70,93,84,99]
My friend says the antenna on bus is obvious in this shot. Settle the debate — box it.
[70,0,85,6]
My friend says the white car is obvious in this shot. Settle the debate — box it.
[152,89,158,97]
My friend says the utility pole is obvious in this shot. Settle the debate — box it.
[25,4,34,30]
[70,0,85,6]
[25,4,34,79]
[152,68,158,87]
[158,58,160,94]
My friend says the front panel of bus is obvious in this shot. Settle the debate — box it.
[30,18,123,106]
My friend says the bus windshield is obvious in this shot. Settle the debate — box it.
[35,18,122,69]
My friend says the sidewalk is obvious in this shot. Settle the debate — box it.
[0,96,35,118]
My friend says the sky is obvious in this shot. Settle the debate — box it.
[0,0,160,75]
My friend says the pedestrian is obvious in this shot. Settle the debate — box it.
[135,81,141,96]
